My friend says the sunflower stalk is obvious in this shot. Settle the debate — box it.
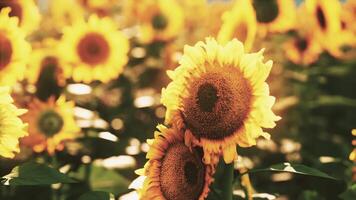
[220,162,234,200]
[50,154,60,200]
[240,168,254,200]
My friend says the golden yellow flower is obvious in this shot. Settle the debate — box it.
[0,86,27,158]
[27,39,65,86]
[337,1,356,56]
[251,0,296,35]
[136,0,184,43]
[205,1,233,38]
[0,8,31,86]
[161,38,280,164]
[179,0,207,29]
[283,6,322,66]
[343,0,356,34]
[218,0,257,52]
[284,33,322,66]
[78,0,116,10]
[137,125,214,200]
[21,97,80,155]
[303,0,343,57]
[48,0,85,29]
[77,0,116,17]
[0,0,40,33]
[59,14,129,83]
[349,129,356,161]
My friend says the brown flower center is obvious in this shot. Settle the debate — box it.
[252,0,279,23]
[41,56,59,70]
[37,110,64,136]
[0,34,12,70]
[0,0,23,23]
[234,22,248,43]
[183,65,252,140]
[316,6,327,30]
[197,83,219,112]
[184,161,198,185]
[160,143,205,200]
[341,20,346,30]
[152,13,168,30]
[35,56,64,101]
[77,32,110,65]
[295,38,308,52]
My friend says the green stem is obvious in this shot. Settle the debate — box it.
[51,154,60,200]
[84,163,91,183]
[221,162,234,200]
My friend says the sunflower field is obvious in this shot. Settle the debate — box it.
[0,0,356,200]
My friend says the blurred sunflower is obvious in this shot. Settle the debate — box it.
[136,0,184,43]
[251,0,296,34]
[21,97,80,155]
[136,125,214,200]
[0,8,31,86]
[350,129,356,162]
[161,38,280,164]
[48,0,85,29]
[303,0,342,57]
[336,1,356,57]
[284,8,322,66]
[284,33,322,66]
[27,39,65,86]
[59,14,129,83]
[204,1,234,38]
[179,0,207,29]
[77,0,116,15]
[0,0,40,33]
[350,129,356,181]
[0,86,27,158]
[177,0,208,44]
[218,0,257,52]
[343,0,356,34]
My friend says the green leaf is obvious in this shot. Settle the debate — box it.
[207,160,233,200]
[339,184,356,200]
[78,191,114,200]
[89,166,130,195]
[1,162,76,186]
[308,95,356,108]
[246,162,338,180]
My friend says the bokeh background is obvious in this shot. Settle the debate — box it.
[0,0,355,199]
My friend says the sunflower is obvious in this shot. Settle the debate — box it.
[303,0,342,57]
[136,125,214,200]
[0,8,31,86]
[204,1,234,39]
[251,0,296,34]
[136,0,184,43]
[350,129,356,181]
[76,0,113,17]
[21,97,80,155]
[48,0,85,29]
[27,39,65,86]
[59,14,129,83]
[218,0,257,52]
[284,9,322,66]
[0,0,40,33]
[343,0,356,34]
[284,33,322,66]
[350,129,356,162]
[336,1,356,57]
[0,86,27,158]
[161,38,280,164]
[26,40,66,101]
[179,0,207,29]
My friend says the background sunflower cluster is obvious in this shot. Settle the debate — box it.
[0,0,356,200]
